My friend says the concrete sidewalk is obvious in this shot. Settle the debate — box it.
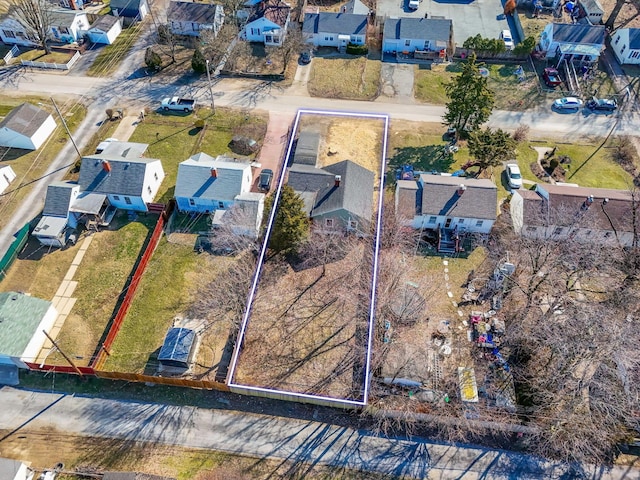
[0,386,636,479]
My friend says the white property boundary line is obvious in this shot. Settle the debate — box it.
[227,108,390,408]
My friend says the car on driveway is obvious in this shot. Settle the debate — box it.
[553,97,583,111]
[586,97,617,113]
[505,163,522,189]
[542,68,562,88]
[500,30,514,50]
[259,169,274,192]
[299,50,312,65]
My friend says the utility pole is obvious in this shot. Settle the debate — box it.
[42,330,84,378]
[50,97,82,159]
[205,59,216,114]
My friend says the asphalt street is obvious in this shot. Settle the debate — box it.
[0,387,637,479]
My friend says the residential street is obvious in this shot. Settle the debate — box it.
[0,386,637,479]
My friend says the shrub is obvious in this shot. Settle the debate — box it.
[463,34,506,54]
[192,48,207,73]
[513,123,530,142]
[144,47,162,70]
[194,118,205,129]
[346,43,368,55]
[513,36,536,56]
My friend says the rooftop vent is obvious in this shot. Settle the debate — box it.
[457,184,467,196]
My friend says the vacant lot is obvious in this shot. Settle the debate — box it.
[0,96,86,232]
[308,57,381,101]
[128,108,267,202]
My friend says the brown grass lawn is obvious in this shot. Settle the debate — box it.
[298,113,386,184]
[235,244,373,400]
[308,57,381,101]
[18,48,72,64]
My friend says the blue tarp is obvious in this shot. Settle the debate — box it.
[158,327,196,369]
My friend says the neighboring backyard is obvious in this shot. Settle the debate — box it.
[308,57,381,100]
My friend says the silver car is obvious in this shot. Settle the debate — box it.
[553,97,583,111]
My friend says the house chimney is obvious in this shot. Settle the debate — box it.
[582,195,594,210]
[102,160,111,173]
[334,175,341,187]
[211,168,217,178]
[603,198,609,205]
[457,184,466,196]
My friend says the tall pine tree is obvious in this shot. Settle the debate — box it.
[263,184,309,255]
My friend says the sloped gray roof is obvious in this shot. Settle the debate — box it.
[248,0,290,26]
[100,141,148,159]
[552,23,605,45]
[175,153,251,200]
[110,0,146,11]
[0,103,53,139]
[579,0,603,14]
[79,155,160,196]
[0,458,27,477]
[70,192,107,214]
[626,28,640,49]
[419,174,497,220]
[168,0,222,23]
[344,0,369,14]
[293,131,320,166]
[302,12,367,35]
[395,180,419,220]
[288,160,374,222]
[43,181,77,217]
[49,9,84,26]
[383,17,451,43]
[90,14,120,31]
[0,292,54,357]
[33,215,68,237]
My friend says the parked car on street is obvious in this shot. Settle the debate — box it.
[408,0,420,9]
[500,30,514,50]
[299,49,312,65]
[542,67,562,88]
[505,163,522,189]
[586,97,617,113]
[161,96,195,112]
[259,169,274,191]
[553,97,583,111]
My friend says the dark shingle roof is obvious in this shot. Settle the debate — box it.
[302,12,368,35]
[552,23,605,45]
[626,28,640,49]
[293,131,320,166]
[287,160,374,222]
[419,174,497,220]
[175,153,251,200]
[249,0,290,26]
[43,181,77,217]
[78,155,160,196]
[383,17,451,43]
[90,14,120,31]
[395,180,419,220]
[168,1,222,24]
[110,0,145,11]
[0,103,52,138]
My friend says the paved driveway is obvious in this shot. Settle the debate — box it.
[376,0,511,47]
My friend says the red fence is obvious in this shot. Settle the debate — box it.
[90,202,173,370]
[25,362,96,376]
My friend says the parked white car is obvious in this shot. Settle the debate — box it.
[505,163,522,189]
[408,0,420,9]
[500,30,514,50]
[553,97,583,111]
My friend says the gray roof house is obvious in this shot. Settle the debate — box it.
[293,131,320,165]
[396,174,497,245]
[303,12,368,48]
[0,103,57,150]
[538,22,605,59]
[33,181,81,248]
[288,159,374,233]
[168,0,225,37]
[382,17,453,56]
[0,457,33,480]
[110,0,149,20]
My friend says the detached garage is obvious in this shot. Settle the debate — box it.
[0,103,57,151]
[88,15,122,45]
[158,327,197,369]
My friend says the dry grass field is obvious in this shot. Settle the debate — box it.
[308,57,381,101]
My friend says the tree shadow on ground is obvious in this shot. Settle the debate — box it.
[387,145,454,184]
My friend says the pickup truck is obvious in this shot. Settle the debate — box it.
[542,68,562,88]
[161,96,195,112]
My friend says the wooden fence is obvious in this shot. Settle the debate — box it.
[90,202,173,370]
[95,370,230,391]
[21,50,81,70]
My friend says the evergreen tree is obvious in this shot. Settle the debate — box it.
[192,48,207,74]
[467,127,516,174]
[144,47,162,70]
[263,184,309,255]
[443,54,495,136]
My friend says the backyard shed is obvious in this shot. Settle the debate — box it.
[293,131,320,166]
[0,103,57,150]
[87,15,123,44]
[0,165,16,195]
[158,327,197,369]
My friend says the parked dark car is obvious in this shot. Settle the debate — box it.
[542,67,562,88]
[259,169,274,191]
[299,50,312,65]
[586,98,617,113]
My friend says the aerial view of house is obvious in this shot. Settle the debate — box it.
[167,0,225,37]
[0,103,57,150]
[241,0,291,45]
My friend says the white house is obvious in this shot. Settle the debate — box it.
[302,12,367,48]
[49,9,90,43]
[168,0,225,37]
[210,191,266,238]
[0,17,39,47]
[397,173,497,226]
[510,183,638,246]
[78,142,165,212]
[174,153,253,213]
[610,28,640,64]
[0,292,58,371]
[382,17,453,55]
[242,0,290,45]
[0,103,57,151]
[87,15,123,45]
[537,22,605,61]
[0,165,17,195]
[0,458,34,480]
[578,0,604,25]
[32,181,80,248]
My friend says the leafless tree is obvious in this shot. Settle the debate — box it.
[200,23,239,71]
[9,0,54,54]
[279,26,307,71]
[156,24,179,64]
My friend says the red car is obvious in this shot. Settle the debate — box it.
[543,68,562,88]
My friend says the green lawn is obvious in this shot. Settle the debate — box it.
[87,26,142,77]
[553,142,633,189]
[308,57,381,100]
[18,48,72,63]
[128,108,267,203]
